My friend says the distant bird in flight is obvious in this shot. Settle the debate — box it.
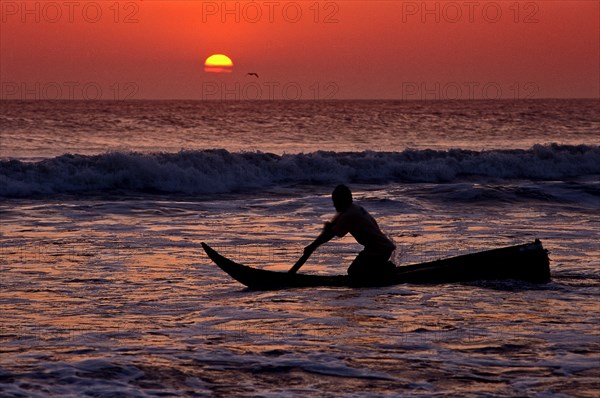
[247,73,259,78]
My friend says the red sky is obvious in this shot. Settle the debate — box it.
[1,1,598,100]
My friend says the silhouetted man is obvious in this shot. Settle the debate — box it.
[289,185,396,283]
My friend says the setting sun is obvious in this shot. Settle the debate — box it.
[204,54,233,73]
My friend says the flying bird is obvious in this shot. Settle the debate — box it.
[247,73,259,78]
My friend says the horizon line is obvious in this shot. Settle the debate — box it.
[1,97,598,102]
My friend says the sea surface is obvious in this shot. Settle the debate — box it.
[0,100,599,397]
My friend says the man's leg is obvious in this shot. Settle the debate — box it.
[347,251,369,278]
[348,251,395,285]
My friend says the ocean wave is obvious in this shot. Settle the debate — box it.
[1,144,599,197]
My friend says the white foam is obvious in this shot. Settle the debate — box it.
[1,144,598,197]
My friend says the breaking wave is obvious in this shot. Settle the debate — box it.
[1,144,599,197]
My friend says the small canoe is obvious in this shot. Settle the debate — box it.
[201,240,550,290]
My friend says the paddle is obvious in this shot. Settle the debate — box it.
[289,224,335,274]
[288,250,311,274]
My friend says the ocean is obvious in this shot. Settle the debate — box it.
[1,99,599,397]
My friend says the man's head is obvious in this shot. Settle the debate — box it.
[332,184,352,212]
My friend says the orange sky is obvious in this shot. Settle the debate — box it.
[1,1,598,99]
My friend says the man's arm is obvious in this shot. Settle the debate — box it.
[288,222,336,273]
[306,222,336,252]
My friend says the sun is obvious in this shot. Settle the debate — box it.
[204,54,233,73]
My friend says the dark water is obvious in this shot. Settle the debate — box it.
[0,100,599,397]
[1,99,598,158]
